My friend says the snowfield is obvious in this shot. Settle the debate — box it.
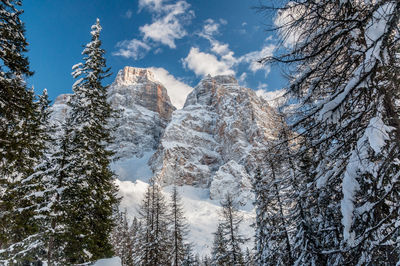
[93,257,122,266]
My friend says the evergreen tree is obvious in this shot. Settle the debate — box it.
[252,121,294,266]
[111,210,134,266]
[181,243,196,266]
[243,248,254,266]
[137,181,171,266]
[219,194,247,266]
[129,217,141,264]
[211,224,228,266]
[170,186,190,266]
[260,0,400,264]
[51,18,119,264]
[0,88,52,263]
[0,2,48,263]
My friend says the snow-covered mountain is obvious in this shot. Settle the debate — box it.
[51,66,281,255]
[150,74,281,205]
[107,66,176,159]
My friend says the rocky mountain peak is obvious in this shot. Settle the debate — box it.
[109,67,176,121]
[150,74,281,204]
[114,66,157,86]
[106,66,176,159]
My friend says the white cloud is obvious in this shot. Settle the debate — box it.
[138,0,164,12]
[149,67,193,109]
[211,42,230,56]
[182,47,235,77]
[257,83,268,90]
[256,88,286,108]
[113,39,151,59]
[202,19,220,36]
[114,0,194,58]
[124,9,133,19]
[188,18,276,78]
[239,44,275,76]
[199,19,232,58]
[140,1,193,49]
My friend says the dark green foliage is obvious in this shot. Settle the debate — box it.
[48,18,119,264]
[0,1,48,263]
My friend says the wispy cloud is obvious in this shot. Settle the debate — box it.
[114,0,194,59]
[138,0,164,13]
[239,44,275,76]
[124,9,133,19]
[182,19,276,80]
[113,39,151,59]
[140,1,193,49]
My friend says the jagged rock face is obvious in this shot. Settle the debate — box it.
[51,66,176,160]
[111,66,175,121]
[150,75,281,201]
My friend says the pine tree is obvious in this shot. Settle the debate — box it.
[181,243,196,266]
[0,2,49,263]
[51,18,119,264]
[0,88,52,264]
[243,248,254,266]
[111,210,134,266]
[202,255,211,266]
[252,120,294,266]
[211,223,228,266]
[130,217,141,264]
[170,186,190,266]
[137,181,171,266]
[0,0,29,247]
[219,194,247,266]
[260,0,400,264]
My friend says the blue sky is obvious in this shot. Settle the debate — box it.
[22,0,286,107]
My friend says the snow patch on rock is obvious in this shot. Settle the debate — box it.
[210,160,253,208]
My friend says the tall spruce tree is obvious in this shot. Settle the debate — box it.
[0,89,52,263]
[216,194,247,266]
[137,181,171,266]
[170,186,190,266]
[0,1,47,263]
[260,0,400,264]
[51,18,119,264]
[252,118,296,266]
[181,243,196,266]
[211,223,229,266]
[111,210,134,266]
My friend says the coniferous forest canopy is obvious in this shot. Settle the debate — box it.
[0,0,399,265]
